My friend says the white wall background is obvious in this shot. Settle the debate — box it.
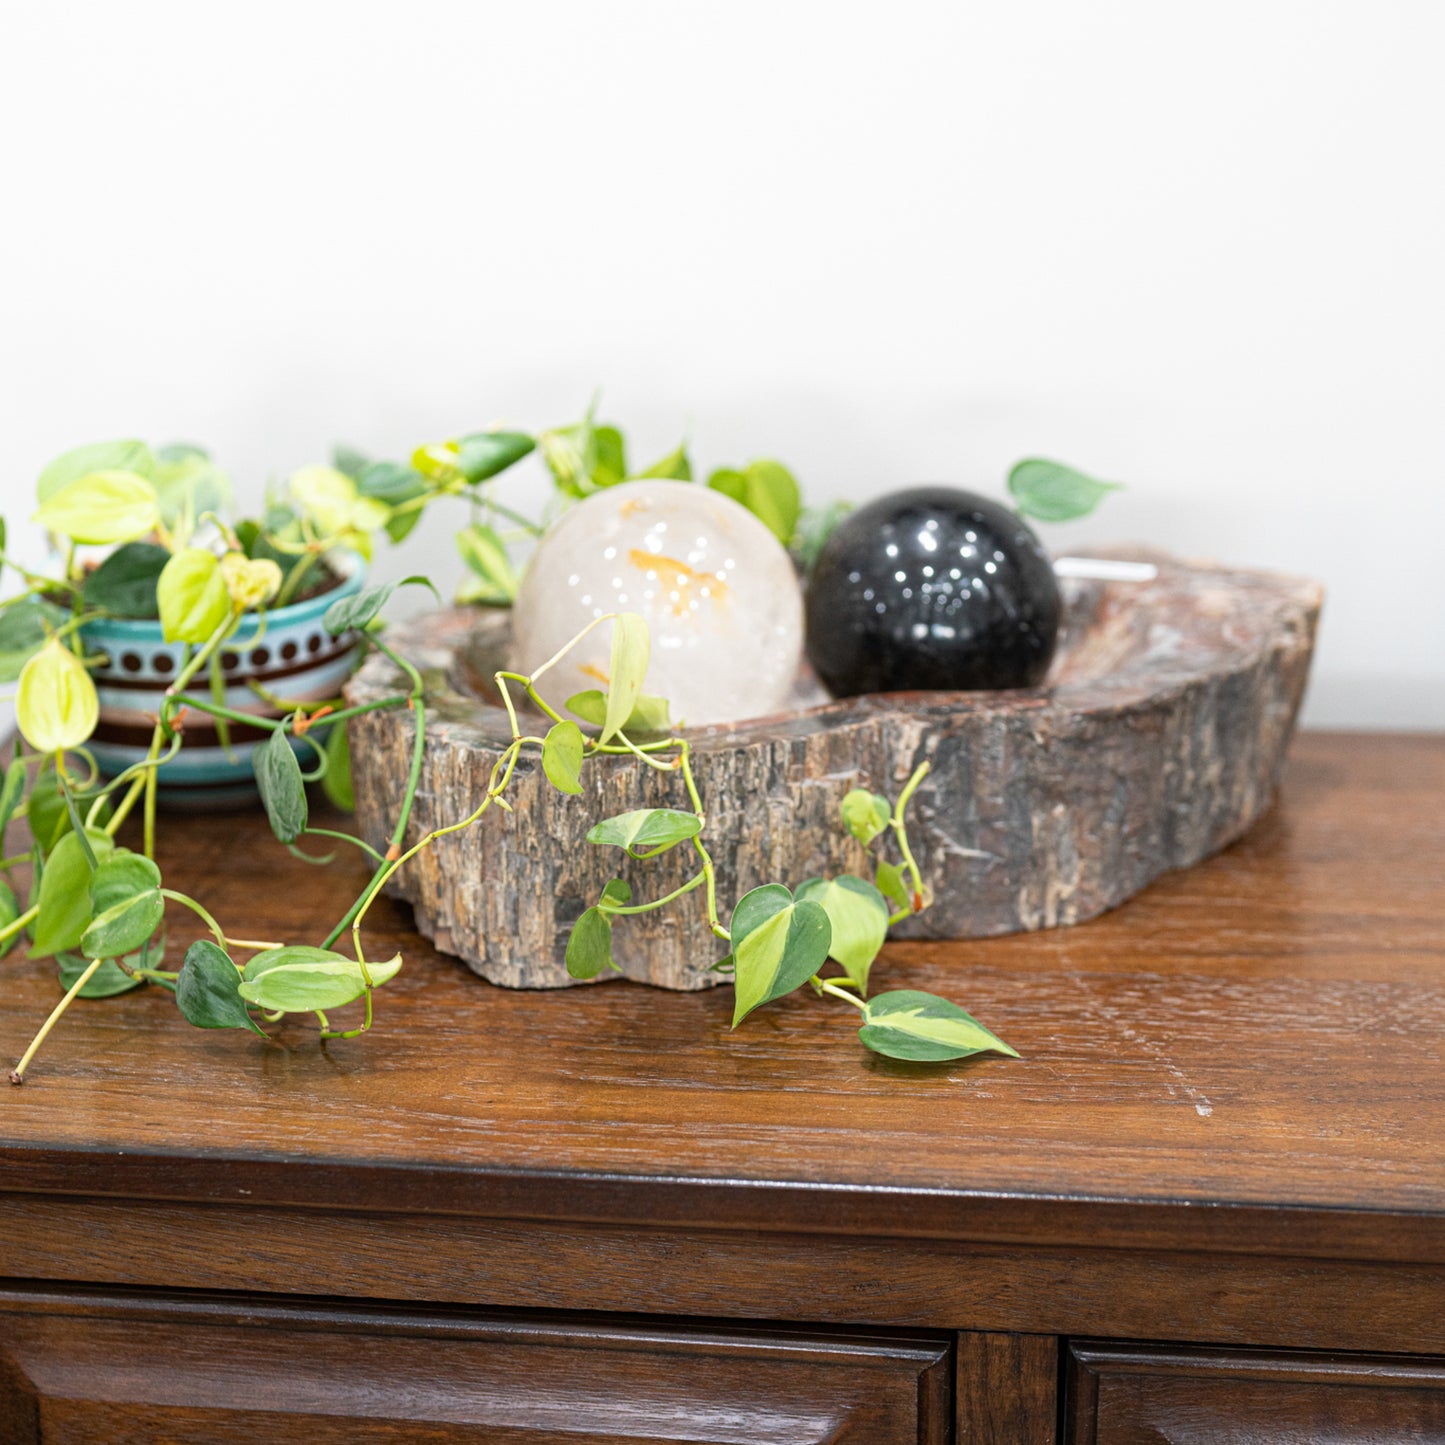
[2,0,1442,728]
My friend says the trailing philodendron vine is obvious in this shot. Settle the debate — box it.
[0,418,1122,1080]
[0,583,1016,1080]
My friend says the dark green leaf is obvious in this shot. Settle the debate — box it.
[238,945,402,1011]
[175,939,266,1034]
[1007,458,1120,523]
[81,542,168,619]
[323,575,440,634]
[565,906,615,979]
[81,850,164,958]
[321,720,354,811]
[57,953,145,998]
[637,441,692,481]
[730,884,832,1026]
[599,612,650,745]
[0,596,63,682]
[590,426,627,487]
[708,460,801,544]
[455,430,535,483]
[858,989,1019,1062]
[254,729,308,844]
[25,770,112,857]
[542,721,585,795]
[795,875,889,992]
[585,808,701,857]
[599,879,632,907]
[564,689,672,734]
[356,459,427,505]
[840,789,891,846]
[30,827,114,957]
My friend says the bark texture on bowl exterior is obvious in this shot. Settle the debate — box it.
[345,552,1322,990]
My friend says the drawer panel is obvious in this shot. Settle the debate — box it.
[1067,1340,1445,1444]
[0,1286,949,1444]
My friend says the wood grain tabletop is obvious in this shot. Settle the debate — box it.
[1,731,1441,1264]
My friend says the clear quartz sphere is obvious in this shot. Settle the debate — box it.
[509,480,804,728]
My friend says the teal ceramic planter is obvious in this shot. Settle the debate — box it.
[82,560,365,808]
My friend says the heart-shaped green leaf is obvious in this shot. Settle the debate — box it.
[34,471,160,547]
[858,989,1019,1062]
[708,460,800,544]
[565,906,615,979]
[876,860,910,912]
[238,946,403,1012]
[795,875,889,992]
[730,884,832,1027]
[599,613,650,745]
[176,939,266,1034]
[37,440,155,502]
[585,808,701,857]
[254,729,307,844]
[1007,459,1119,523]
[0,597,64,682]
[323,575,439,634]
[356,459,427,506]
[30,827,114,958]
[590,426,627,488]
[565,689,672,734]
[542,721,585,795]
[80,851,164,959]
[455,430,536,483]
[841,789,891,846]
[25,771,112,857]
[57,953,146,998]
[157,547,231,644]
[637,441,692,481]
[81,542,169,619]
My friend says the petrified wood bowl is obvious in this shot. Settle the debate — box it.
[346,552,1322,990]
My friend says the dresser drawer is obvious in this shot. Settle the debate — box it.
[1067,1340,1445,1444]
[0,1286,949,1444]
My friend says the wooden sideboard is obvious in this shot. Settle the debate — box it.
[0,731,1441,1443]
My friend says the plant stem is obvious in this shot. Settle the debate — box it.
[160,889,227,948]
[814,977,869,1014]
[302,828,384,864]
[0,904,39,947]
[891,760,931,910]
[10,957,103,1083]
[600,872,706,916]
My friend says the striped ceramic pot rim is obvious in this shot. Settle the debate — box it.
[81,558,366,808]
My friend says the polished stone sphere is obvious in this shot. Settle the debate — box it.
[804,487,1061,697]
[510,481,804,728]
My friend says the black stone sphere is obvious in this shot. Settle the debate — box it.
[804,487,1061,698]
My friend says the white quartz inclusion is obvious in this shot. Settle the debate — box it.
[510,481,803,728]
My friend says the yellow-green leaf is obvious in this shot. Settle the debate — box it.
[32,470,160,545]
[795,875,889,992]
[16,640,99,753]
[157,548,232,643]
[599,612,649,745]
